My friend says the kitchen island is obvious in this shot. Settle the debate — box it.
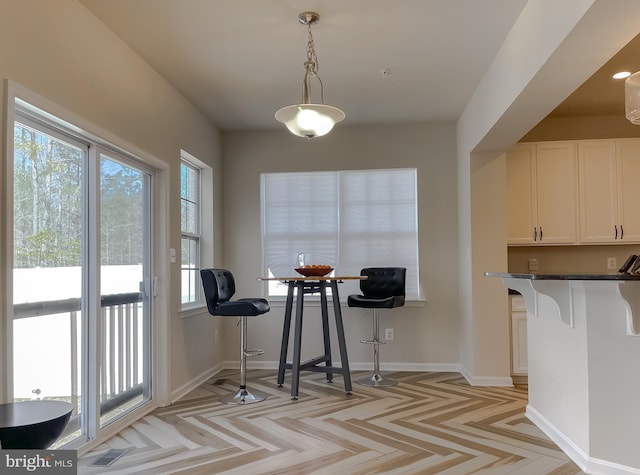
[485,272,640,475]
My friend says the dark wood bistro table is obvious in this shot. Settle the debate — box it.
[260,275,366,400]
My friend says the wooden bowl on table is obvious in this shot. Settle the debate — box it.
[295,265,334,277]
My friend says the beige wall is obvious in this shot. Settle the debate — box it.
[508,245,639,273]
[523,115,640,142]
[470,153,511,380]
[0,0,223,402]
[220,123,461,368]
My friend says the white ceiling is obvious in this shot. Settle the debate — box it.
[549,31,640,118]
[79,0,532,132]
[79,0,640,132]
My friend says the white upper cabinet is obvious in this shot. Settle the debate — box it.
[578,141,618,243]
[579,139,640,244]
[507,142,578,245]
[616,141,640,243]
[506,144,536,244]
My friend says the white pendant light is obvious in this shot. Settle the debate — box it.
[275,12,345,139]
[626,71,640,124]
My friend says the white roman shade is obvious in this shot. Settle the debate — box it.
[261,168,419,298]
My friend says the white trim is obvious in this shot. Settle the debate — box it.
[266,298,427,309]
[372,362,461,373]
[180,150,213,313]
[79,364,221,455]
[179,303,208,319]
[10,81,166,170]
[153,166,171,407]
[86,142,101,443]
[586,458,640,475]
[459,365,514,387]
[526,405,640,475]
[73,400,158,455]
[526,405,588,472]
[236,360,461,373]
[169,362,223,404]
[4,79,172,443]
[1,79,15,402]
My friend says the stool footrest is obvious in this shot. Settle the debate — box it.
[245,349,264,357]
[360,339,386,345]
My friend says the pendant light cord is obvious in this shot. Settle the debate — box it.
[304,21,325,104]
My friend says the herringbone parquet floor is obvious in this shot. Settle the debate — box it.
[77,370,585,474]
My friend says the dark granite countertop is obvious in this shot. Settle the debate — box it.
[485,272,640,281]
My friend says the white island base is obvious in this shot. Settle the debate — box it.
[486,273,640,475]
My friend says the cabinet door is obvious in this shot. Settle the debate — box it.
[535,142,578,244]
[511,312,528,375]
[578,141,618,243]
[510,296,527,375]
[616,140,640,243]
[506,144,537,244]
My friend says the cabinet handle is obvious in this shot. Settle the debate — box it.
[539,226,543,241]
[621,225,624,240]
[615,225,618,239]
[533,227,537,241]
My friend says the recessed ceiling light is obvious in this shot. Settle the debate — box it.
[613,71,632,79]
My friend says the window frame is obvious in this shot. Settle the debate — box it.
[261,168,420,299]
[180,158,202,308]
[179,151,213,315]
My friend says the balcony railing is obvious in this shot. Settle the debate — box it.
[13,292,146,417]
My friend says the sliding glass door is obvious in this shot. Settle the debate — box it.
[12,119,87,441]
[12,116,152,445]
[98,153,152,428]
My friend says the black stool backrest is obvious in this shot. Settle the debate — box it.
[201,268,236,315]
[360,267,406,299]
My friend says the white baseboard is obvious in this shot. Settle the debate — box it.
[375,362,462,373]
[586,458,640,475]
[526,405,589,472]
[459,365,514,387]
[526,405,640,475]
[236,360,461,373]
[199,361,508,389]
[169,362,223,403]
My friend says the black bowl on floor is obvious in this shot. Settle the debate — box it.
[0,400,73,449]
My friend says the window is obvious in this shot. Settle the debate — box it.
[261,168,419,298]
[179,150,213,314]
[180,160,201,304]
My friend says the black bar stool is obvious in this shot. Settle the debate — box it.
[201,268,269,404]
[348,267,406,387]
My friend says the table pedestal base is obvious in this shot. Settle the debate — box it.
[277,279,352,400]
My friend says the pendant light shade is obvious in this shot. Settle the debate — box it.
[275,12,345,139]
[275,104,345,139]
[626,71,640,124]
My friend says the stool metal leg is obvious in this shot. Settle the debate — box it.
[221,316,267,405]
[357,309,397,387]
